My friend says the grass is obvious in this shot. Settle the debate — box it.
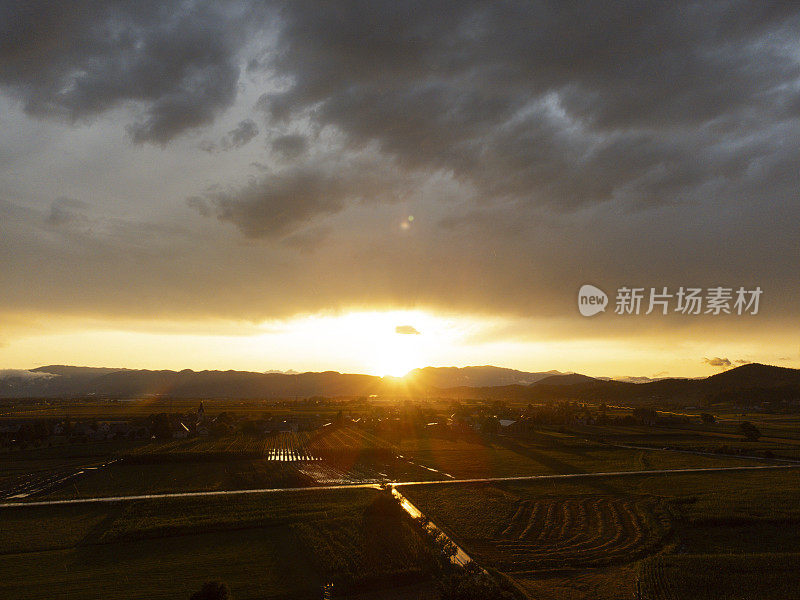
[4,422,799,599]
[18,428,769,501]
[1,440,142,477]
[0,526,322,600]
[513,565,638,600]
[398,485,674,571]
[401,469,800,538]
[0,488,437,599]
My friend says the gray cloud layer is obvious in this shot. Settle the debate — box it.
[255,1,800,210]
[1,1,799,349]
[170,1,800,241]
[201,119,260,152]
[0,0,255,144]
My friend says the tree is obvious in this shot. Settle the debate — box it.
[435,533,458,559]
[632,407,657,426]
[700,413,716,425]
[738,421,761,442]
[149,413,172,440]
[189,581,230,600]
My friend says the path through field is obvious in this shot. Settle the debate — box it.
[0,463,796,508]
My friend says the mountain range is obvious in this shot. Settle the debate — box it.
[0,363,798,405]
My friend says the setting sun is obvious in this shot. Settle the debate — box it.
[374,332,421,377]
[270,310,455,377]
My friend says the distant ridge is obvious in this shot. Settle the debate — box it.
[404,366,566,388]
[0,362,797,402]
[532,373,598,386]
[704,363,800,389]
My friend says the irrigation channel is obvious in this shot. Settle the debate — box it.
[390,486,474,567]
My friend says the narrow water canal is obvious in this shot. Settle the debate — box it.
[391,486,475,567]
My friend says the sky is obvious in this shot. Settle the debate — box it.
[1,1,799,378]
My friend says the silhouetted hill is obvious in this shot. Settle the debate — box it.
[0,367,383,399]
[533,373,598,386]
[31,365,124,377]
[434,363,800,406]
[704,363,800,390]
[405,366,564,388]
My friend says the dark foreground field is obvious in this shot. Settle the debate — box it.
[400,469,800,600]
[3,410,800,599]
[2,425,768,502]
[0,488,439,600]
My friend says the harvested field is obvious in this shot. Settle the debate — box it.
[638,552,800,600]
[475,495,672,570]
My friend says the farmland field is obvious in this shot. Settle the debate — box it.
[400,468,800,600]
[477,495,672,570]
[42,455,444,499]
[4,426,775,501]
[638,553,800,600]
[0,488,437,600]
[572,422,800,460]
[394,432,763,480]
[123,425,394,463]
[4,408,800,600]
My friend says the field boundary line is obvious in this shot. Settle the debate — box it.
[0,464,797,509]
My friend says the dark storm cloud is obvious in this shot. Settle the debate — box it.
[0,0,254,144]
[225,119,259,149]
[188,169,345,237]
[187,151,425,237]
[254,1,800,211]
[200,119,259,152]
[271,134,308,159]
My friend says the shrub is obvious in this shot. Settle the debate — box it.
[738,421,761,442]
[438,569,518,600]
[189,581,230,600]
